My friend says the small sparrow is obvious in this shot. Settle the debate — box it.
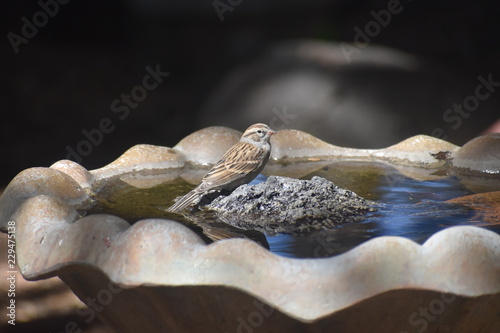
[167,123,275,212]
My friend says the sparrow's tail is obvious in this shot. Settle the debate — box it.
[167,189,201,213]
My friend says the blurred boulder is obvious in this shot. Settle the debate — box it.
[199,40,499,148]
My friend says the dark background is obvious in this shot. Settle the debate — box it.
[2,0,500,188]
[1,2,500,332]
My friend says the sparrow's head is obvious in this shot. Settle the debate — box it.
[242,123,276,144]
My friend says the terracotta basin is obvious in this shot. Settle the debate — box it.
[1,128,499,333]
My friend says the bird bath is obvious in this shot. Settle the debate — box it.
[1,128,499,332]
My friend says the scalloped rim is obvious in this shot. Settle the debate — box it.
[0,129,498,323]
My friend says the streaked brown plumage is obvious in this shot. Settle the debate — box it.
[167,123,275,213]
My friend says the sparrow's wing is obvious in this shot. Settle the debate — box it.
[166,188,200,213]
[201,142,265,189]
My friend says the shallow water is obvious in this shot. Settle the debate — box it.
[90,161,500,259]
[268,177,477,258]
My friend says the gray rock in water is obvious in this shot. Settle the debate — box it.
[204,176,376,235]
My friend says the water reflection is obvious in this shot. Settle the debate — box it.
[90,161,498,259]
[266,173,475,258]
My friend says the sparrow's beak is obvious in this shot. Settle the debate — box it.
[268,130,276,136]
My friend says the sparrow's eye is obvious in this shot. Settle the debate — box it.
[257,130,263,134]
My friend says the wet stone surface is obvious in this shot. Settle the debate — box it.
[203,176,376,235]
[452,133,500,176]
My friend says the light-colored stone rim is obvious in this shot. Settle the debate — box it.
[0,128,498,323]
